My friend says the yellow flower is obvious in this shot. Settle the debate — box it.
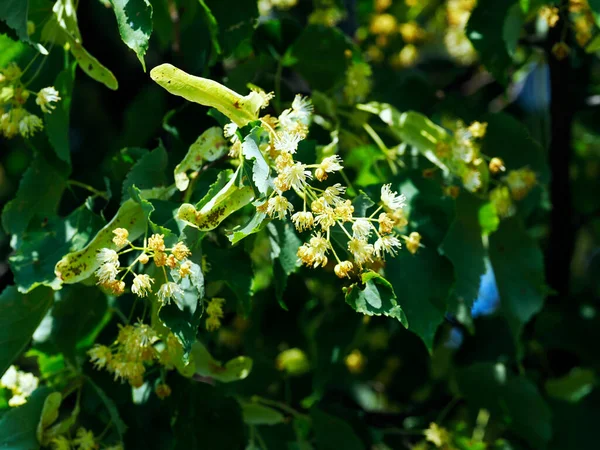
[157,282,184,305]
[370,13,397,35]
[267,195,294,219]
[468,121,487,138]
[334,200,354,222]
[72,428,97,450]
[344,61,372,103]
[489,157,506,174]
[490,186,515,218]
[155,383,172,399]
[374,234,402,258]
[380,184,407,211]
[178,260,192,278]
[505,168,537,200]
[206,315,221,331]
[148,233,166,252]
[334,260,354,278]
[378,212,395,234]
[404,231,422,255]
[348,238,374,265]
[398,21,426,44]
[298,232,330,268]
[50,436,71,450]
[36,86,61,113]
[88,345,112,369]
[153,251,167,267]
[552,42,570,60]
[19,113,43,138]
[276,348,310,375]
[206,298,225,331]
[539,5,560,28]
[171,242,191,260]
[392,45,419,68]
[345,349,365,374]
[112,228,129,247]
[131,274,154,297]
[291,211,315,232]
[424,423,450,448]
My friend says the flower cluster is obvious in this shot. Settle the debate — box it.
[205,297,226,331]
[344,61,373,104]
[0,365,39,407]
[50,428,122,450]
[0,63,61,139]
[444,0,477,65]
[88,322,181,390]
[230,93,422,281]
[435,120,488,193]
[95,228,193,305]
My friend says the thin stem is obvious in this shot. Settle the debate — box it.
[67,180,109,200]
[253,396,309,419]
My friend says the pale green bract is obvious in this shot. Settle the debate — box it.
[150,63,265,127]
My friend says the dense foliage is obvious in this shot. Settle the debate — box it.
[1,0,599,448]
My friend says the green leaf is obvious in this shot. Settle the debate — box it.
[36,392,62,444]
[481,113,548,181]
[441,193,486,311]
[0,286,54,375]
[202,0,257,57]
[122,143,169,202]
[503,4,524,58]
[489,218,546,341]
[229,209,267,244]
[198,0,221,65]
[478,201,500,235]
[45,62,76,166]
[2,155,67,236]
[457,362,552,449]
[203,239,253,314]
[54,187,172,285]
[174,127,227,191]
[345,271,408,327]
[589,0,600,28]
[40,285,108,364]
[466,0,514,84]
[87,378,127,439]
[158,301,201,357]
[545,368,596,403]
[9,205,104,293]
[190,341,252,382]
[172,381,245,449]
[285,25,352,91]
[267,220,301,307]
[129,186,175,238]
[0,387,53,448]
[109,0,153,71]
[0,0,30,42]
[311,408,366,450]
[241,127,271,197]
[386,247,454,351]
[0,33,27,67]
[240,402,285,426]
